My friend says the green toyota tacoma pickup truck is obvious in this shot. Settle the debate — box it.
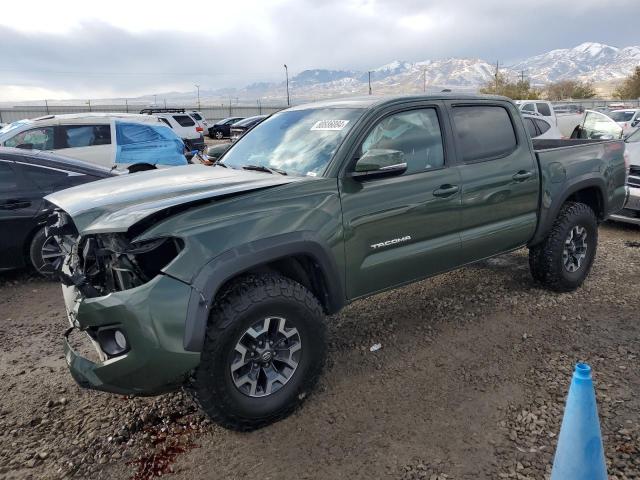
[46,95,628,430]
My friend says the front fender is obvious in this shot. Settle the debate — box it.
[183,231,345,352]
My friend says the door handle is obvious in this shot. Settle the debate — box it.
[512,170,533,181]
[433,184,459,197]
[0,200,31,210]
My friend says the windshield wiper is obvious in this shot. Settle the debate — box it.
[242,164,287,175]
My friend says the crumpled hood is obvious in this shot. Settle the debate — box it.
[45,164,300,234]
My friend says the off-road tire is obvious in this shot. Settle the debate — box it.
[528,201,598,292]
[190,273,327,431]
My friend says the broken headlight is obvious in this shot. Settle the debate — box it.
[75,235,184,296]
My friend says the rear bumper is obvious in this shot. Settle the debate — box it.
[62,274,201,396]
[609,186,640,225]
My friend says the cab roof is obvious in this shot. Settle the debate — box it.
[286,94,512,111]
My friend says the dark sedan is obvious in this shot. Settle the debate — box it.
[208,117,244,139]
[229,115,268,142]
[0,148,115,274]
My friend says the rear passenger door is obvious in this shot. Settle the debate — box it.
[340,102,463,299]
[54,124,114,168]
[448,102,539,262]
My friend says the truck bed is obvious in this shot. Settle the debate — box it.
[529,137,627,245]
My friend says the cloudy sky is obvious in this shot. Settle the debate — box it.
[1,0,639,101]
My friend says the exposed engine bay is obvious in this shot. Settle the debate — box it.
[46,209,183,298]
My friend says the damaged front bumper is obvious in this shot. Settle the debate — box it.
[62,273,201,396]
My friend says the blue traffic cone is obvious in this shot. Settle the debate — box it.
[550,363,607,480]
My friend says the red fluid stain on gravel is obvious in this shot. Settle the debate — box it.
[129,433,197,480]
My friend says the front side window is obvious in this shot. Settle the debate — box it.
[536,103,552,116]
[221,108,363,176]
[60,125,111,148]
[521,103,535,113]
[359,108,444,175]
[159,118,172,129]
[4,127,54,150]
[21,164,69,190]
[581,111,623,139]
[452,106,517,162]
[173,115,195,127]
[191,113,202,120]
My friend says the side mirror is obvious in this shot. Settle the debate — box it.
[349,149,407,180]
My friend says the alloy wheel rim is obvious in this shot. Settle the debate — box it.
[562,225,588,273]
[230,316,301,398]
[40,236,64,271]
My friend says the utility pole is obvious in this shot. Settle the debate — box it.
[423,69,427,93]
[153,94,157,106]
[368,71,372,95]
[195,84,201,110]
[257,98,262,115]
[229,96,232,116]
[494,61,500,92]
[87,99,91,112]
[44,99,49,114]
[125,98,128,113]
[284,64,290,106]
[164,98,167,108]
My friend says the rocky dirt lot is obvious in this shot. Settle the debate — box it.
[0,222,638,480]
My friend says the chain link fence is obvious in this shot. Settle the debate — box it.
[0,104,289,124]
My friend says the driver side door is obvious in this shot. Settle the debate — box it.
[339,102,463,299]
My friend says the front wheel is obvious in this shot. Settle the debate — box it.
[29,227,64,276]
[528,202,598,292]
[214,131,224,140]
[190,274,327,431]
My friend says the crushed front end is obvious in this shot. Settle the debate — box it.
[47,210,201,396]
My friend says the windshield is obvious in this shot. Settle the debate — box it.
[0,119,31,136]
[220,108,364,176]
[609,111,635,122]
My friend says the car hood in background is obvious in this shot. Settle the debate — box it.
[45,164,301,234]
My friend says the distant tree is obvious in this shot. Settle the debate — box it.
[479,73,540,99]
[614,67,640,99]
[546,80,596,100]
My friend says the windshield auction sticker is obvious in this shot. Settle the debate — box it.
[310,120,349,131]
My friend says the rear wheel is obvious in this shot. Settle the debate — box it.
[29,228,64,276]
[528,202,598,292]
[214,131,224,140]
[190,274,327,431]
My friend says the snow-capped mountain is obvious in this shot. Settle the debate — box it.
[142,42,640,104]
[510,42,640,83]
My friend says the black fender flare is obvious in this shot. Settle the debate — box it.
[530,176,607,246]
[183,231,345,352]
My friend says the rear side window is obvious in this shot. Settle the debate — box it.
[191,113,202,120]
[523,118,537,138]
[536,103,552,116]
[60,125,111,148]
[172,115,195,127]
[452,106,517,162]
[0,161,17,192]
[20,163,69,190]
[534,119,551,134]
[159,118,172,129]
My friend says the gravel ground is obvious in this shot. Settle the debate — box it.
[0,222,638,480]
